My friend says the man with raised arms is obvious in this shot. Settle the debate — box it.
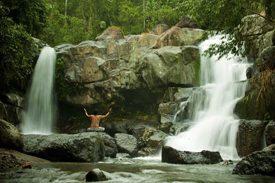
[84,108,112,131]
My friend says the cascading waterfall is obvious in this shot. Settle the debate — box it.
[165,35,252,160]
[21,47,57,135]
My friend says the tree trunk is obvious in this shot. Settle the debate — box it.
[143,0,146,31]
[65,0,68,22]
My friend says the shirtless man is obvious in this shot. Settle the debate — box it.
[84,108,112,131]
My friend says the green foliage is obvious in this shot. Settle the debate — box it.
[178,0,275,58]
[0,0,47,93]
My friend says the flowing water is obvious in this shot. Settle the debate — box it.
[21,47,57,135]
[165,35,252,160]
[1,158,275,183]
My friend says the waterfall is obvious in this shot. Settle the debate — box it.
[21,47,57,135]
[165,35,251,160]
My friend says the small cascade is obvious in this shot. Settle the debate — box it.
[21,47,57,135]
[165,35,251,160]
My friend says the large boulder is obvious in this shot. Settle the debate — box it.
[98,132,118,158]
[95,27,125,41]
[232,150,275,176]
[0,119,24,151]
[236,120,269,157]
[162,146,223,164]
[137,46,200,89]
[86,168,111,182]
[137,127,168,156]
[22,133,105,162]
[114,133,138,157]
[152,27,203,48]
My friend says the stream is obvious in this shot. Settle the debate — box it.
[1,157,275,183]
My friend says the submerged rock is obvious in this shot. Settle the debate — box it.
[232,150,275,176]
[162,146,223,164]
[22,132,105,162]
[0,119,24,151]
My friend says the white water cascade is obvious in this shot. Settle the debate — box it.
[165,35,251,160]
[21,47,57,135]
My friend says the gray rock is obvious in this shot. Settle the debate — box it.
[232,150,275,176]
[162,146,223,164]
[114,133,138,157]
[86,168,111,182]
[22,132,105,162]
[137,128,168,156]
[98,132,118,158]
[236,120,269,157]
[0,119,24,151]
[104,121,128,137]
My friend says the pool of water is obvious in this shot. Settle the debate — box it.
[1,158,274,183]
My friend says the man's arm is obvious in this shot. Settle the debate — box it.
[100,108,112,119]
[84,108,92,117]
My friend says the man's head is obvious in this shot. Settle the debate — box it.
[93,109,98,115]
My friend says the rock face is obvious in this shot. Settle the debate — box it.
[162,146,223,164]
[55,26,202,128]
[152,24,169,35]
[22,133,105,162]
[232,150,275,176]
[0,119,24,151]
[0,93,24,126]
[236,120,269,157]
[114,133,138,157]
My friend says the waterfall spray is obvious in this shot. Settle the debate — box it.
[165,35,252,160]
[21,47,57,135]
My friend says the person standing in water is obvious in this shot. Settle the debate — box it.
[84,108,112,131]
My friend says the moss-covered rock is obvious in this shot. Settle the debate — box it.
[0,119,24,151]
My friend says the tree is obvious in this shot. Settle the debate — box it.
[178,0,275,58]
[0,0,48,93]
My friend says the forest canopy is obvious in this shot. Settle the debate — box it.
[0,0,274,93]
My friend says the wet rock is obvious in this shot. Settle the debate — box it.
[236,120,269,157]
[86,168,111,182]
[262,144,275,151]
[0,119,24,151]
[137,127,168,156]
[265,121,275,146]
[232,150,275,176]
[152,24,169,35]
[98,132,118,158]
[126,119,159,139]
[114,133,138,157]
[158,122,173,134]
[22,133,105,162]
[169,122,192,135]
[157,102,178,123]
[162,146,223,164]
